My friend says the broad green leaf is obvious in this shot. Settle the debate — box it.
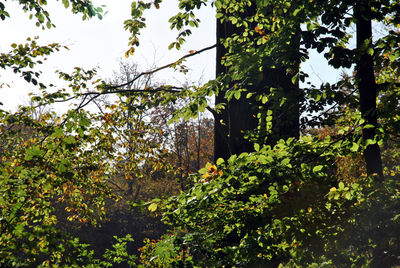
[313,165,323,173]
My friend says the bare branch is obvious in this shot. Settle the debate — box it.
[105,43,217,91]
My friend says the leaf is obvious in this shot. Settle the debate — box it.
[325,202,331,210]
[350,142,359,152]
[254,143,260,152]
[262,96,268,104]
[148,203,158,212]
[25,146,44,160]
[216,158,224,165]
[58,164,67,173]
[293,8,301,16]
[62,0,70,9]
[313,165,323,173]
[215,0,222,9]
[65,136,75,144]
[281,158,290,166]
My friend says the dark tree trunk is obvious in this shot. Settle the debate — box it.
[214,17,259,161]
[260,66,300,143]
[355,2,383,178]
[214,3,300,161]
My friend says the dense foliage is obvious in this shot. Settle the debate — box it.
[1,0,400,267]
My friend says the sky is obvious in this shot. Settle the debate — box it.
[0,0,340,112]
[0,0,216,111]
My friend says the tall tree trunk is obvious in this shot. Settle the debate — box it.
[214,3,300,161]
[355,1,383,178]
[214,16,259,161]
[260,66,300,143]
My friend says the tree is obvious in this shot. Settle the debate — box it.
[355,1,383,177]
[0,2,141,266]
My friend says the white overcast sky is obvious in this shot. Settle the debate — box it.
[0,0,339,112]
[0,0,216,111]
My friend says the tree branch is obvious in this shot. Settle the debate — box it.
[52,44,217,105]
[105,43,217,91]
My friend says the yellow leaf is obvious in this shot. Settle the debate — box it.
[207,164,217,173]
[202,173,211,179]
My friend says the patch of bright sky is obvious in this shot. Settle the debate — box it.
[0,0,215,112]
[0,0,341,112]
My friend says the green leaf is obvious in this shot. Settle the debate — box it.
[325,202,332,210]
[148,203,158,212]
[25,146,44,160]
[168,42,175,50]
[293,8,301,16]
[234,91,241,100]
[350,142,359,152]
[53,127,64,138]
[65,136,75,144]
[62,0,70,9]
[215,0,222,9]
[281,158,290,166]
[36,13,45,23]
[58,163,67,173]
[313,165,323,173]
[262,96,268,104]
[216,158,225,165]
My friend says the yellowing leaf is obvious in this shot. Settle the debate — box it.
[148,203,158,212]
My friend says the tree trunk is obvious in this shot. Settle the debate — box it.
[355,1,383,178]
[214,3,300,161]
[214,16,259,161]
